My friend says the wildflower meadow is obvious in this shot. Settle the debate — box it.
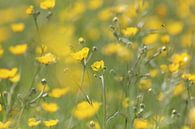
[0,0,195,129]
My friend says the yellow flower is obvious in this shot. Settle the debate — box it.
[28,118,41,127]
[143,34,159,45]
[168,63,179,73]
[88,0,103,10]
[41,102,59,112]
[172,83,185,96]
[36,53,56,65]
[11,23,25,33]
[26,5,34,15]
[43,119,58,127]
[167,21,183,35]
[160,34,170,44]
[40,0,55,10]
[182,73,195,83]
[134,119,149,129]
[160,64,168,73]
[91,60,104,72]
[0,68,18,79]
[71,47,89,61]
[49,87,69,98]
[9,44,27,56]
[149,69,158,78]
[171,52,190,67]
[122,98,130,108]
[0,121,11,129]
[122,27,139,37]
[9,73,20,83]
[139,79,152,90]
[73,101,101,120]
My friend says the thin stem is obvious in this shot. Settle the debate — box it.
[29,64,41,91]
[4,83,17,121]
[100,75,106,129]
[33,16,41,41]
[30,84,46,104]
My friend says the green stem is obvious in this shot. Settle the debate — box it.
[100,75,106,129]
[4,84,17,121]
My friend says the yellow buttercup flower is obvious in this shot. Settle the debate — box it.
[36,53,56,65]
[149,69,158,78]
[11,23,25,33]
[41,102,59,113]
[139,79,152,90]
[9,44,27,56]
[160,34,170,44]
[172,83,185,96]
[73,101,101,120]
[26,5,34,15]
[134,119,150,129]
[43,119,59,127]
[160,64,168,73]
[182,73,195,83]
[28,118,41,127]
[40,0,55,10]
[88,0,103,10]
[49,87,69,98]
[171,52,190,67]
[143,34,159,45]
[0,68,18,79]
[0,121,11,129]
[9,73,20,83]
[122,27,139,37]
[167,21,183,35]
[91,60,104,72]
[71,47,89,61]
[168,63,179,73]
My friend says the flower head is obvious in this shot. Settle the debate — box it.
[11,23,25,33]
[134,119,150,129]
[71,47,89,61]
[26,5,34,15]
[28,118,41,127]
[91,60,104,72]
[44,119,59,127]
[73,101,101,120]
[49,87,69,98]
[9,44,27,56]
[0,68,18,79]
[41,102,59,112]
[40,0,55,10]
[122,27,139,37]
[36,53,56,65]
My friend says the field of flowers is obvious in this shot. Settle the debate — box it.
[0,0,195,129]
